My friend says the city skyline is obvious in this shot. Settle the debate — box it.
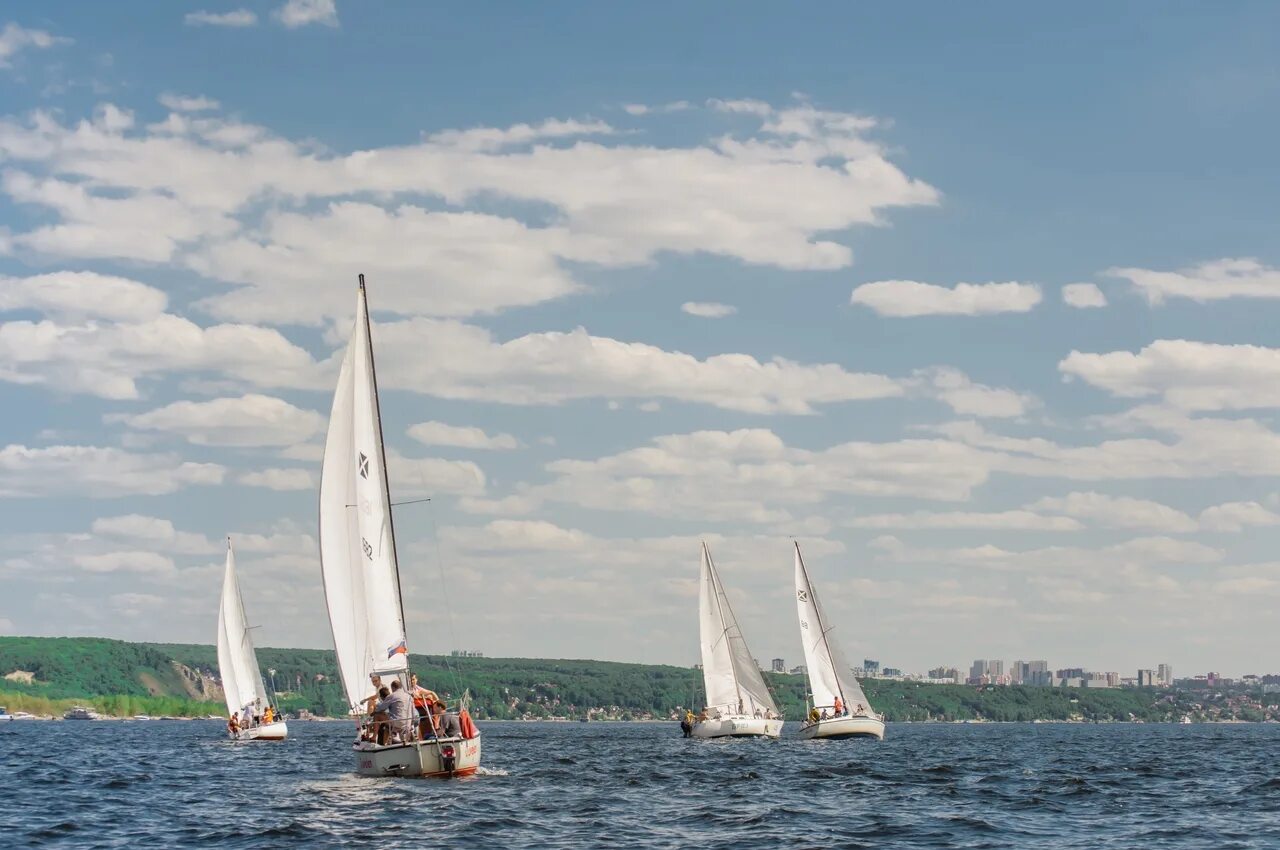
[2,4,1279,676]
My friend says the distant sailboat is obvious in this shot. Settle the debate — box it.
[217,539,287,741]
[692,541,783,739]
[793,542,884,740]
[319,275,481,777]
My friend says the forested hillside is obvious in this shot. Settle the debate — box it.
[2,636,1265,722]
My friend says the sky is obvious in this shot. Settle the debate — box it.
[1,2,1279,678]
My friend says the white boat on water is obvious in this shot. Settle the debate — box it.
[319,275,482,778]
[217,539,287,742]
[0,706,10,722]
[63,706,99,720]
[692,542,783,739]
[793,542,884,741]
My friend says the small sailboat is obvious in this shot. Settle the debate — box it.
[692,542,784,739]
[319,275,481,778]
[217,539,287,741]
[793,542,884,740]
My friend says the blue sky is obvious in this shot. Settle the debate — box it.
[2,2,1279,677]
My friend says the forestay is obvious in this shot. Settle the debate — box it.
[698,542,778,716]
[319,283,409,713]
[794,543,870,712]
[216,541,270,717]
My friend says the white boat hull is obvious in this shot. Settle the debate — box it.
[354,735,482,778]
[799,714,885,740]
[691,716,783,739]
[232,721,288,741]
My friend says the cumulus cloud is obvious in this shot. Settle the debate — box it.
[1062,282,1107,309]
[112,394,326,447]
[275,0,338,28]
[0,23,69,67]
[919,367,1034,419]
[368,319,903,415]
[1060,340,1280,413]
[184,9,258,27]
[1198,501,1280,533]
[681,301,737,318]
[91,514,218,555]
[0,444,224,498]
[847,510,1080,531]
[0,271,168,321]
[0,98,936,324]
[850,280,1041,317]
[1027,491,1198,533]
[386,450,487,498]
[237,468,315,490]
[73,551,175,574]
[406,421,519,451]
[1109,258,1280,304]
[158,94,220,112]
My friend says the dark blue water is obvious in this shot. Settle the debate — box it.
[2,720,1278,848]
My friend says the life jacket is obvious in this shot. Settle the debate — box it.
[458,709,478,740]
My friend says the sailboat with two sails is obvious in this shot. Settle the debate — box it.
[217,539,287,741]
[318,275,481,778]
[793,542,884,740]
[692,542,784,738]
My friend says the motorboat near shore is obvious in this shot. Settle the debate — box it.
[63,706,100,720]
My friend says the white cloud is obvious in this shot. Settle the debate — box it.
[1198,501,1280,533]
[1027,492,1198,533]
[386,450,487,498]
[1109,258,1280,304]
[0,271,168,321]
[0,311,319,400]
[0,444,224,498]
[850,280,1041,317]
[158,94,220,112]
[91,514,218,554]
[0,99,936,324]
[72,551,176,574]
[921,367,1034,418]
[681,301,737,318]
[1060,339,1280,413]
[870,534,1222,571]
[368,318,903,414]
[275,0,339,28]
[1062,282,1107,309]
[406,421,519,451]
[238,468,315,490]
[113,394,326,447]
[847,510,1081,531]
[622,101,691,116]
[0,23,69,67]
[184,9,258,27]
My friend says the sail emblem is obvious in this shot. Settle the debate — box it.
[358,452,369,479]
[797,589,809,602]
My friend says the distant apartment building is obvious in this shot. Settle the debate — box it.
[969,659,987,682]
[882,667,903,678]
[1138,669,1156,687]
[450,650,484,658]
[1158,663,1173,687]
[969,659,1005,684]
[771,658,786,673]
[863,659,880,676]
[929,666,960,682]
[790,665,807,676]
[1012,660,1051,686]
[1057,667,1086,680]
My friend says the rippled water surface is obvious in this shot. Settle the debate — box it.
[2,720,1278,848]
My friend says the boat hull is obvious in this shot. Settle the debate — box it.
[232,721,289,741]
[799,714,885,740]
[691,716,783,739]
[354,735,482,778]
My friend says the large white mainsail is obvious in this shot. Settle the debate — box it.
[319,278,409,713]
[698,542,778,717]
[793,542,871,713]
[216,540,270,717]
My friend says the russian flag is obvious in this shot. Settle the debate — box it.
[387,639,408,659]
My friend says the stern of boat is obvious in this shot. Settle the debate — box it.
[798,714,885,740]
[354,734,482,778]
[691,715,783,739]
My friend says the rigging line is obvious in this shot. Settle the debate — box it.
[426,498,466,703]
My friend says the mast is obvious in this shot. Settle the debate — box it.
[795,541,845,708]
[704,542,744,711]
[358,274,410,661]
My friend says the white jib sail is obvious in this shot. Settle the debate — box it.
[698,542,779,717]
[794,542,871,713]
[216,540,269,717]
[319,282,409,713]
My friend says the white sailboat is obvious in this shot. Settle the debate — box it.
[692,542,784,739]
[319,274,481,778]
[793,542,884,740]
[217,539,287,741]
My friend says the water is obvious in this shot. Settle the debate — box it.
[2,720,1278,848]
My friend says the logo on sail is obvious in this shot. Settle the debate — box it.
[797,589,809,602]
[358,452,369,479]
[387,639,407,659]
